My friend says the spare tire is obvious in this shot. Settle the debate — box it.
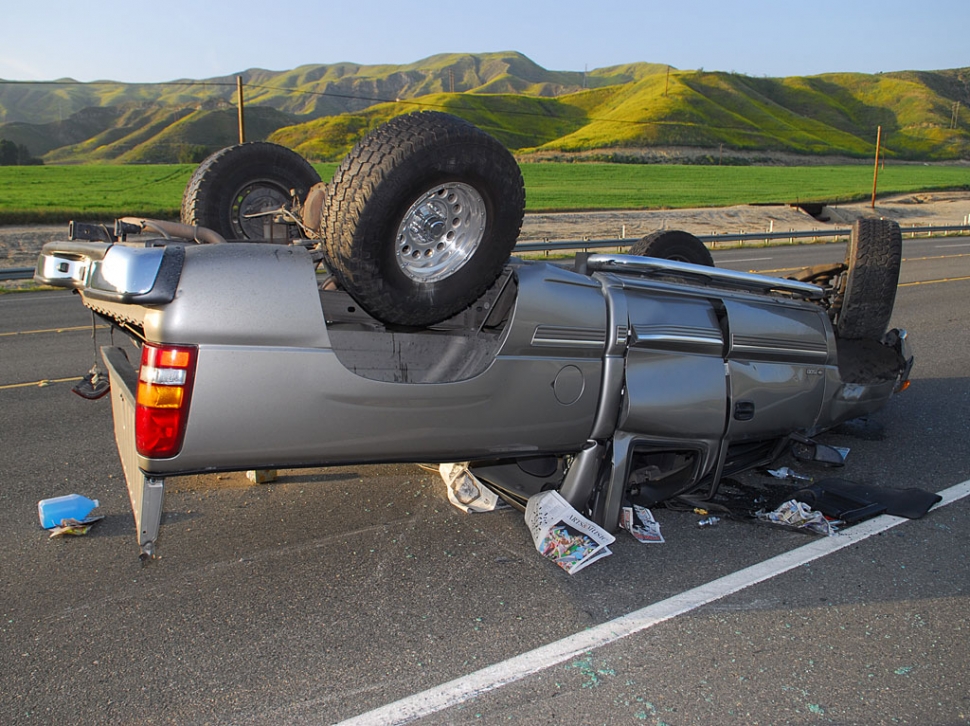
[831,218,902,340]
[321,112,525,327]
[629,230,714,266]
[181,142,321,240]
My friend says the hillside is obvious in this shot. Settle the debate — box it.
[272,67,970,162]
[1,52,967,163]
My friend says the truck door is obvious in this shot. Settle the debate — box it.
[723,297,832,440]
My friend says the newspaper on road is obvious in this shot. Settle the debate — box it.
[620,504,665,543]
[756,499,838,536]
[525,490,615,574]
[439,462,508,513]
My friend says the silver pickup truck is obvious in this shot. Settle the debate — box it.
[35,112,913,557]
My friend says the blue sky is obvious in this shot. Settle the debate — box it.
[1,0,966,82]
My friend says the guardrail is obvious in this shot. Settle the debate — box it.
[2,268,38,281]
[3,223,969,281]
[514,223,970,253]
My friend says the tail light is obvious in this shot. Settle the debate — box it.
[135,344,198,458]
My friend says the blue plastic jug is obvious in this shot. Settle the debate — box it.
[38,494,99,529]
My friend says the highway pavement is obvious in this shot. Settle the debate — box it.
[0,238,968,725]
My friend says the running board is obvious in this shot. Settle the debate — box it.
[586,254,825,300]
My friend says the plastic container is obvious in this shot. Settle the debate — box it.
[38,494,99,529]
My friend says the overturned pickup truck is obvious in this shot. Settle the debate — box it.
[35,112,913,557]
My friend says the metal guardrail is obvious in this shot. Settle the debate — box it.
[3,223,969,281]
[2,268,36,281]
[513,223,970,253]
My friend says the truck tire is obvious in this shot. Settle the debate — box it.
[181,142,321,241]
[321,112,525,327]
[831,218,902,340]
[629,230,714,266]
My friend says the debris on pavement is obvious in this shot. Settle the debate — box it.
[697,516,721,527]
[38,494,99,529]
[525,490,614,574]
[439,462,508,513]
[71,363,110,400]
[38,494,104,539]
[795,478,942,520]
[756,499,838,536]
[246,469,278,484]
[48,516,105,538]
[766,466,813,483]
[620,504,665,543]
[790,436,850,466]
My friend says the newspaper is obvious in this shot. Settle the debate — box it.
[756,499,838,536]
[525,490,615,574]
[620,504,665,543]
[439,463,508,513]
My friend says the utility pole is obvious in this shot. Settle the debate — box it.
[870,125,882,209]
[449,69,455,94]
[664,66,670,97]
[236,76,246,144]
[951,101,961,129]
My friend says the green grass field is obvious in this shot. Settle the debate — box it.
[0,162,966,224]
[520,164,970,210]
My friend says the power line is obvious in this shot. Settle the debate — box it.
[0,77,672,131]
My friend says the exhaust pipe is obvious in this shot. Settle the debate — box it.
[118,217,227,245]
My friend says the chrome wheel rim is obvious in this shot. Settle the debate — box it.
[394,182,486,282]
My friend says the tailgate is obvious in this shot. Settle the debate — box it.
[102,345,164,559]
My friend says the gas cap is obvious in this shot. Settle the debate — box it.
[552,365,585,405]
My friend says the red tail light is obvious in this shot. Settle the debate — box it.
[135,344,197,458]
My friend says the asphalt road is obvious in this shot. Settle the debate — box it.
[1,238,968,725]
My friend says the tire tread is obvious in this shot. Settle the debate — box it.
[834,218,902,339]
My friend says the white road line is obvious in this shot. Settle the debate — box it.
[338,478,970,726]
[936,243,970,248]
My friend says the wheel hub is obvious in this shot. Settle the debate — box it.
[410,206,447,241]
[395,182,486,282]
[230,181,291,240]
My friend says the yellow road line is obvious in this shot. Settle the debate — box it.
[899,276,970,287]
[0,324,109,337]
[0,376,83,391]
[751,271,970,286]
[756,252,970,277]
[901,252,970,262]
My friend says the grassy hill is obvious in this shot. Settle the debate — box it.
[0,52,639,124]
[43,105,302,163]
[525,69,969,159]
[1,53,967,163]
[270,93,590,161]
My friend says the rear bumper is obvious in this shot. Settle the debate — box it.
[102,345,164,559]
[35,241,184,305]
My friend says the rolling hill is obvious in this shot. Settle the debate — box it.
[0,52,967,164]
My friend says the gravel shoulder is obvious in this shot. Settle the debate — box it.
[518,191,970,242]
